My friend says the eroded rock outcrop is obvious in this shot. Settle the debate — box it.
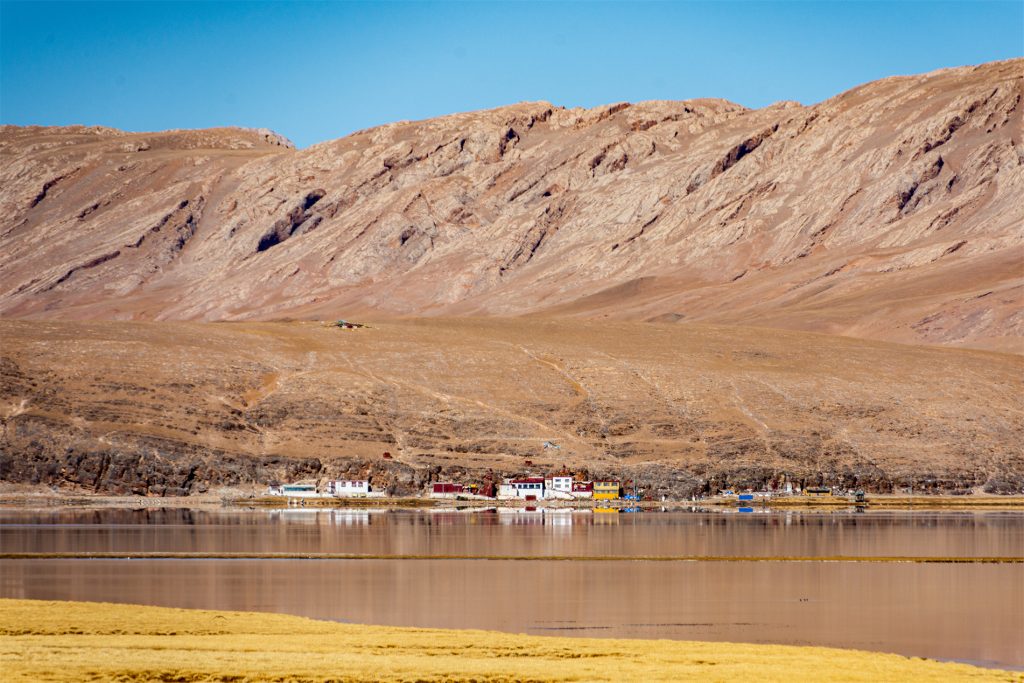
[0,60,1021,351]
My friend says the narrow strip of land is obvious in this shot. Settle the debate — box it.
[9,492,1024,510]
[2,552,1021,563]
[1,599,1017,682]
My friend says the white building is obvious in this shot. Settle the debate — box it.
[327,480,370,497]
[544,476,574,500]
[498,478,545,500]
[267,484,320,498]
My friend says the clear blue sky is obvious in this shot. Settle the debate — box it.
[2,1,1021,148]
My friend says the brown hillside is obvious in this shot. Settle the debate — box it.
[1,319,1021,497]
[1,61,1021,351]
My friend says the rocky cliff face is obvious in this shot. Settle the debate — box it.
[1,60,1022,351]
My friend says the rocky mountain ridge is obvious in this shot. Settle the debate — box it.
[1,60,1022,351]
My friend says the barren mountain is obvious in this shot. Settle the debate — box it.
[2,61,1023,497]
[1,60,1022,351]
[2,319,1021,497]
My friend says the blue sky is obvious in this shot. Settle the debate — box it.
[1,1,1021,148]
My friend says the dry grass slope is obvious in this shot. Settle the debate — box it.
[2,319,1022,497]
[0,599,1018,682]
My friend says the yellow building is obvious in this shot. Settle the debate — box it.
[593,481,620,500]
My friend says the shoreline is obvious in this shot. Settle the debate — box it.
[1,598,1018,681]
[3,551,1020,562]
[2,489,1023,511]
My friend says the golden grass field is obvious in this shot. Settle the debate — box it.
[0,599,1019,682]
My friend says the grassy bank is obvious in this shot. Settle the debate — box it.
[0,599,1017,682]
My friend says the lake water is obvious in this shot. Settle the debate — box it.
[1,507,1021,668]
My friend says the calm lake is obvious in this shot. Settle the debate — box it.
[1,507,1021,669]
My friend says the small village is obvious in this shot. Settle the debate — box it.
[267,474,637,504]
[265,473,863,510]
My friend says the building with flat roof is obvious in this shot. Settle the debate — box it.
[327,480,370,497]
[593,481,620,500]
[544,475,574,499]
[498,477,545,500]
[267,483,320,498]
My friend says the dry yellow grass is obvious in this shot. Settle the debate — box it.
[0,599,1019,682]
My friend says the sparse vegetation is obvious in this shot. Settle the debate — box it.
[1,599,1016,682]
[2,318,1021,500]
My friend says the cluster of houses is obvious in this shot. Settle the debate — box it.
[431,476,622,501]
[266,480,384,499]
[268,474,625,502]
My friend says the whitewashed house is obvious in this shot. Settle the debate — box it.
[498,477,545,500]
[327,480,370,497]
[544,476,574,500]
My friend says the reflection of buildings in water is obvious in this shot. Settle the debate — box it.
[495,508,602,531]
[448,509,500,526]
[266,509,388,526]
[330,510,371,526]
[426,511,472,527]
[544,509,573,534]
[593,509,620,525]
[428,508,501,527]
[497,508,544,525]
[269,509,328,525]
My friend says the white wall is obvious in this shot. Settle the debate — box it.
[329,480,370,497]
[498,482,544,499]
